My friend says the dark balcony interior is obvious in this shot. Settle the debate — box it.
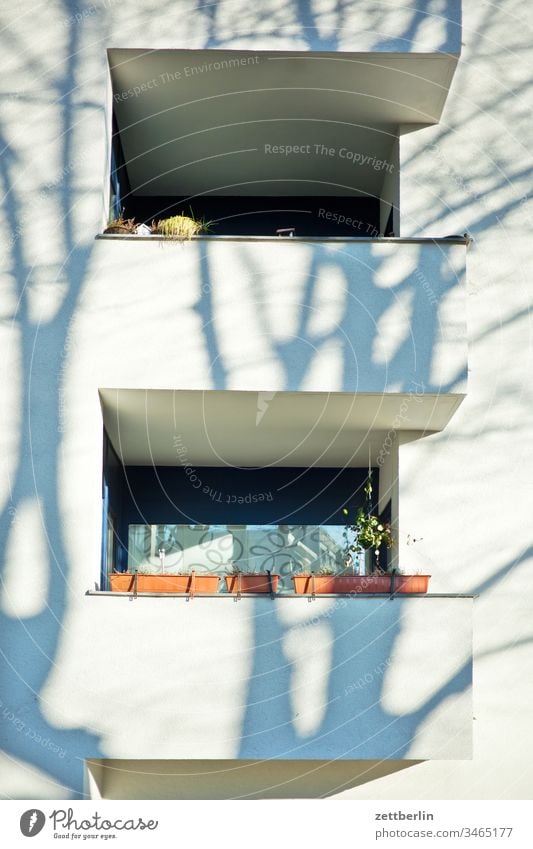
[110,119,386,236]
[110,115,391,237]
[119,192,384,237]
[102,430,391,582]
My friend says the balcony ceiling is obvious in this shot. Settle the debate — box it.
[109,48,457,198]
[99,388,463,467]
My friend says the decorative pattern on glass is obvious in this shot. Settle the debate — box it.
[127,524,367,592]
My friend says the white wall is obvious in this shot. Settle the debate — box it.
[389,2,533,801]
[43,595,471,762]
[87,237,466,394]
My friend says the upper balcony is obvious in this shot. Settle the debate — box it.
[95,41,467,435]
[105,42,461,239]
[94,234,467,434]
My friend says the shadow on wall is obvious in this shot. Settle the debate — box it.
[199,0,462,53]
[0,4,104,797]
[224,239,466,393]
[372,0,461,53]
[238,597,471,763]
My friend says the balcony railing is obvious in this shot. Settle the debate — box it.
[125,523,367,593]
[94,235,468,405]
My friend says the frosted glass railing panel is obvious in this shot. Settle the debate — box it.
[127,524,233,573]
[127,523,366,591]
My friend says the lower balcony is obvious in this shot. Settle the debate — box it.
[82,593,472,761]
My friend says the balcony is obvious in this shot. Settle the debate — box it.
[95,235,467,442]
[89,516,472,764]
[98,38,468,426]
[83,35,470,767]
[84,590,472,761]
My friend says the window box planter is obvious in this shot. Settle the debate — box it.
[225,573,280,594]
[109,572,220,594]
[391,574,430,593]
[292,574,430,594]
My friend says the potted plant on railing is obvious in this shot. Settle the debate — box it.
[151,212,210,240]
[224,562,280,596]
[292,563,431,595]
[109,565,219,595]
[103,208,152,236]
[103,214,138,235]
[293,475,392,594]
[337,485,395,591]
[291,474,429,594]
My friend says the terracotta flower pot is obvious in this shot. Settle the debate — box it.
[225,573,279,594]
[109,572,219,594]
[292,574,430,594]
[392,574,430,593]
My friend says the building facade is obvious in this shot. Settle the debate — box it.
[0,1,532,800]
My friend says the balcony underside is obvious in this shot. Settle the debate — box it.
[87,758,421,799]
[100,387,463,468]
[109,48,459,201]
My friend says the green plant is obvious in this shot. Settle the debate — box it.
[152,212,210,240]
[342,475,393,569]
[318,565,336,576]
